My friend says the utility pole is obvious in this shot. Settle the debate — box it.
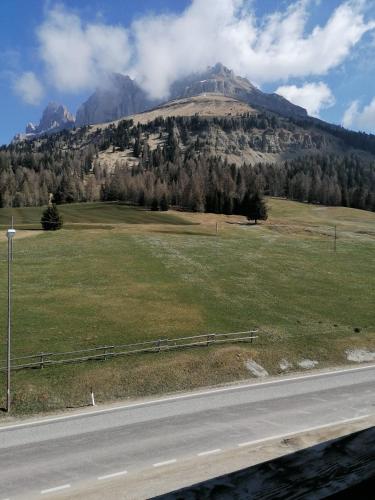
[6,221,16,412]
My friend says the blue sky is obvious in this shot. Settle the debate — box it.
[1,0,375,144]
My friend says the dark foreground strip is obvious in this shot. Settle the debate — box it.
[153,426,375,499]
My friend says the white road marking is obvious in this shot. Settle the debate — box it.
[237,414,371,448]
[98,470,128,480]
[197,449,221,456]
[153,459,177,468]
[262,419,282,427]
[1,364,374,432]
[310,397,328,403]
[41,484,71,494]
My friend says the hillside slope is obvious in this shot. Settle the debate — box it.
[2,92,375,212]
[93,93,348,169]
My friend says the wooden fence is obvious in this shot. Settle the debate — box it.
[0,330,258,372]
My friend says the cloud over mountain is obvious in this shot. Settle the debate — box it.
[17,0,375,102]
[14,71,44,105]
[343,98,375,131]
[131,0,375,99]
[37,6,131,92]
[276,82,335,117]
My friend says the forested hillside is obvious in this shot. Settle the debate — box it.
[1,110,375,212]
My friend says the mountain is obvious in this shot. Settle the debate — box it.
[75,73,157,126]
[15,64,307,139]
[169,63,307,119]
[90,93,347,170]
[76,63,307,128]
[14,102,75,140]
[3,89,375,212]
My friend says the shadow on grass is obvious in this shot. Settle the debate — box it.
[226,221,258,226]
[152,229,220,237]
[63,224,116,230]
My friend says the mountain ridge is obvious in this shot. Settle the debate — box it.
[15,63,308,140]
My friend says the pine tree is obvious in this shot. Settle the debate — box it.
[41,204,63,231]
[159,193,169,211]
[150,197,159,211]
[243,191,268,224]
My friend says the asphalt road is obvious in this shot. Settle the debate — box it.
[0,364,374,499]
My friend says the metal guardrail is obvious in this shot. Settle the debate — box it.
[0,330,258,372]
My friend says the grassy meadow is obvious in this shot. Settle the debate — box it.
[0,199,374,415]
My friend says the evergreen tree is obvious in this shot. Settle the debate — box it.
[40,204,63,230]
[243,191,268,224]
[150,197,159,211]
[159,193,169,211]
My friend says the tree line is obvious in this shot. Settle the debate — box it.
[1,113,374,213]
[100,152,375,213]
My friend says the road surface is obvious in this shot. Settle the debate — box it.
[0,364,374,499]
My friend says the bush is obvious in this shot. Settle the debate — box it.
[41,204,63,231]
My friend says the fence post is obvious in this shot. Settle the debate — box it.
[90,387,96,406]
[207,334,215,346]
[40,353,44,369]
[104,347,107,361]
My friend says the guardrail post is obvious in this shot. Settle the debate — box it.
[207,334,215,346]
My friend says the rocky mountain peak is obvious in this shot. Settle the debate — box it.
[25,122,36,134]
[169,63,306,118]
[75,74,157,126]
[208,62,235,78]
[38,102,75,132]
[15,102,75,141]
[15,63,308,141]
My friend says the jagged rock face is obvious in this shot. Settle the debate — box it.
[25,122,36,133]
[16,102,75,141]
[76,63,307,128]
[170,63,307,119]
[38,102,75,132]
[76,74,157,126]
[15,63,308,141]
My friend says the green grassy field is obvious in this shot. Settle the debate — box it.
[0,201,194,228]
[0,199,374,414]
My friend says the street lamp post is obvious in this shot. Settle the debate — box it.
[6,226,16,412]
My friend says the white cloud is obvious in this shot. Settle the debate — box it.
[23,0,375,100]
[276,82,335,117]
[131,0,375,99]
[342,98,375,131]
[14,72,44,105]
[37,6,131,92]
